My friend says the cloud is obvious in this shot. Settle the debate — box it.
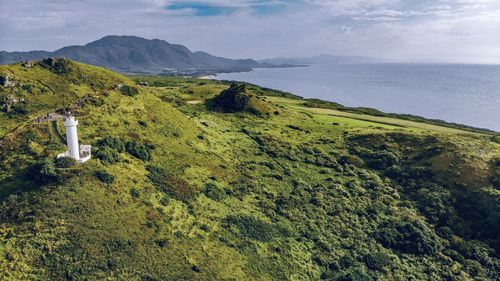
[0,0,499,63]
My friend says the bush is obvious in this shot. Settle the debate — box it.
[10,104,29,116]
[335,266,374,281]
[491,135,500,144]
[226,214,277,242]
[365,151,399,170]
[130,188,140,198]
[97,136,125,152]
[146,165,196,201]
[55,157,76,168]
[138,120,148,127]
[453,240,493,264]
[32,158,58,183]
[96,147,121,165]
[38,58,71,74]
[203,182,226,201]
[120,85,139,96]
[364,252,392,271]
[492,170,500,188]
[340,154,364,167]
[374,220,442,255]
[95,170,115,184]
[126,141,151,161]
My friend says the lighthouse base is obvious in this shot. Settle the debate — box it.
[57,144,92,163]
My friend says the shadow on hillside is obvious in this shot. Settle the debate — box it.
[0,170,39,201]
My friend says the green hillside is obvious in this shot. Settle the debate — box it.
[0,59,499,280]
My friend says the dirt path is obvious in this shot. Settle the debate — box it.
[33,112,64,124]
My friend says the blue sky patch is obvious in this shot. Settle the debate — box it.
[166,1,289,17]
[252,3,287,15]
[167,3,237,16]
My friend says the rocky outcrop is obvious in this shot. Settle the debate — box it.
[207,83,274,116]
[0,75,16,87]
[1,95,25,113]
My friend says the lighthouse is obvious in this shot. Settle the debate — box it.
[57,112,91,163]
[64,114,80,160]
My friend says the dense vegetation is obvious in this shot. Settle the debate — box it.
[207,82,276,116]
[0,60,499,280]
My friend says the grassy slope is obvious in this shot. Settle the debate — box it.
[0,61,499,280]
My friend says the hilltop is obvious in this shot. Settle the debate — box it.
[0,35,270,75]
[207,83,275,116]
[0,59,499,280]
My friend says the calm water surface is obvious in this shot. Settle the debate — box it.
[215,63,500,131]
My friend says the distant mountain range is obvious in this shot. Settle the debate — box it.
[258,54,379,65]
[0,35,286,75]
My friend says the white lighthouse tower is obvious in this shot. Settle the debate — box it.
[57,112,91,163]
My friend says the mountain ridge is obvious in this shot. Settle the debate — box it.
[0,35,266,75]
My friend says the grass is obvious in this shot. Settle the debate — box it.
[266,96,494,135]
[0,60,499,280]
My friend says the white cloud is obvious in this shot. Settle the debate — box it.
[0,0,499,63]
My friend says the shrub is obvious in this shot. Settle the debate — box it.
[203,182,226,201]
[415,188,453,223]
[335,267,374,281]
[95,170,115,184]
[96,147,122,165]
[120,85,139,96]
[55,157,76,168]
[492,170,500,188]
[32,158,58,183]
[364,252,392,271]
[10,104,29,116]
[126,141,151,161]
[365,151,399,170]
[453,240,493,264]
[130,188,140,198]
[491,135,500,144]
[138,120,148,127]
[494,157,500,166]
[226,214,277,242]
[340,154,364,167]
[374,220,442,255]
[38,58,71,74]
[97,136,125,152]
[155,238,168,248]
[146,165,196,201]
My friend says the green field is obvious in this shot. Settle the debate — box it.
[0,59,499,280]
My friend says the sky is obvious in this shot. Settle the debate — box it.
[1,0,500,63]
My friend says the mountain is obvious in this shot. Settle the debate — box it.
[0,59,499,280]
[0,35,265,74]
[259,54,379,65]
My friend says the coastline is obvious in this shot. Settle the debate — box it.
[212,63,500,132]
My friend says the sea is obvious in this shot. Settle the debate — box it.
[214,63,500,132]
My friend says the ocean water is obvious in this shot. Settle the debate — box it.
[214,63,500,132]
